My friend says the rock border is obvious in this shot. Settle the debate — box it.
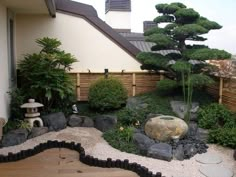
[0,140,163,177]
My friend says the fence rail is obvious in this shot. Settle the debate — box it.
[70,72,161,101]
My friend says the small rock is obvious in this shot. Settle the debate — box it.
[28,127,48,139]
[42,112,67,131]
[133,132,155,154]
[173,144,184,161]
[2,129,28,147]
[196,128,209,143]
[126,97,148,110]
[147,143,172,161]
[94,115,117,132]
[199,165,234,177]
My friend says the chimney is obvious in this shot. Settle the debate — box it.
[143,21,157,32]
[105,0,131,32]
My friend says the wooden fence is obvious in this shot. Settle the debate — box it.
[207,77,236,112]
[70,72,161,101]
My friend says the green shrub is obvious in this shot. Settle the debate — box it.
[88,77,128,111]
[3,120,19,133]
[198,103,234,129]
[18,37,76,113]
[209,128,236,148]
[156,79,178,95]
[8,88,26,120]
[103,126,139,154]
[116,108,146,127]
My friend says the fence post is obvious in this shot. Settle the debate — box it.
[219,77,223,104]
[159,70,165,80]
[132,73,136,96]
[77,73,80,101]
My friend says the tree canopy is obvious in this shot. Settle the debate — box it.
[137,2,231,77]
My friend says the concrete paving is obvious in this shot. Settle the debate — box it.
[196,153,222,164]
[199,165,234,177]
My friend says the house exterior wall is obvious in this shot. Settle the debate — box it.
[16,12,142,72]
[106,11,131,30]
[0,3,10,121]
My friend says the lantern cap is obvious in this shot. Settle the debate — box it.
[21,99,44,108]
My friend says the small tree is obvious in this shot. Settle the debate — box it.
[137,2,231,123]
[18,37,77,112]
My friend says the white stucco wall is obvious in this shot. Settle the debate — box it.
[106,11,131,30]
[0,3,10,121]
[16,12,142,72]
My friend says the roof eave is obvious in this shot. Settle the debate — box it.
[45,0,56,18]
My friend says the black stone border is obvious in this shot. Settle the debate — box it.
[0,140,163,177]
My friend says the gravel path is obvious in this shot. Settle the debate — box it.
[0,127,235,177]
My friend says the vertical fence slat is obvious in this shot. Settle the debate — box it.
[77,73,80,101]
[132,73,136,96]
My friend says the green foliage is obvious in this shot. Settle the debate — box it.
[18,37,76,113]
[145,33,175,50]
[196,17,222,30]
[198,103,235,129]
[103,126,139,154]
[156,79,178,95]
[154,15,174,23]
[16,120,31,131]
[188,48,231,60]
[174,8,200,24]
[190,74,214,87]
[209,128,236,148]
[3,120,18,133]
[116,108,146,127]
[8,88,26,120]
[88,77,128,111]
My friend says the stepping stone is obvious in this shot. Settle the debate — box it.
[196,153,222,164]
[199,165,234,177]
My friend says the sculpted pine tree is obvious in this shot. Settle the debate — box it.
[137,2,231,122]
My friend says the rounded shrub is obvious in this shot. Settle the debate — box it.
[88,77,128,111]
[198,103,234,129]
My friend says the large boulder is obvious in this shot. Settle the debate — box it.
[28,127,48,139]
[68,115,94,127]
[2,129,28,147]
[94,115,117,132]
[144,115,188,142]
[147,143,172,161]
[42,112,67,131]
[133,132,155,154]
[170,101,199,121]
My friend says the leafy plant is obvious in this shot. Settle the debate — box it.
[88,77,128,111]
[209,128,236,148]
[18,37,77,112]
[16,120,31,131]
[8,88,26,120]
[116,108,145,127]
[156,79,178,95]
[198,103,235,129]
[103,126,139,154]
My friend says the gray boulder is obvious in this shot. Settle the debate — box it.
[2,129,28,147]
[196,128,209,143]
[42,112,67,131]
[28,127,48,139]
[173,144,184,161]
[170,101,199,121]
[94,115,117,132]
[126,97,148,110]
[68,115,94,127]
[186,122,198,138]
[147,143,172,161]
[184,144,198,158]
[133,132,155,154]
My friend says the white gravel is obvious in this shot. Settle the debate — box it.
[0,127,235,177]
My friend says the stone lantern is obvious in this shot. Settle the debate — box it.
[21,99,44,128]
